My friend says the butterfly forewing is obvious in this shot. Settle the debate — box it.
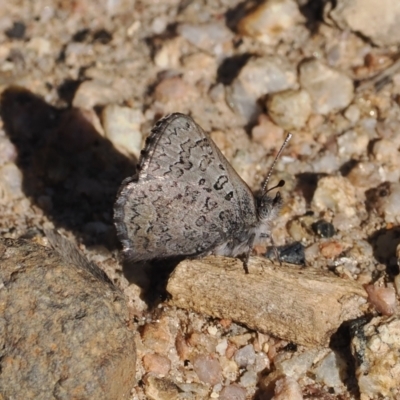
[114,113,259,262]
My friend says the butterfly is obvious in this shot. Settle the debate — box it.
[114,113,291,265]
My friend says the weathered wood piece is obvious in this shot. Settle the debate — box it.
[167,256,368,347]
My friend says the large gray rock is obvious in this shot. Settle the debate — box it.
[0,237,136,399]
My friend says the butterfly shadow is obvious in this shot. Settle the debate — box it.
[367,226,400,278]
[122,257,185,307]
[0,86,136,250]
[365,184,400,277]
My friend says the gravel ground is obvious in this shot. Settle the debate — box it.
[0,0,400,399]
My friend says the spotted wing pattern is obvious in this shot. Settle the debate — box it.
[114,113,258,262]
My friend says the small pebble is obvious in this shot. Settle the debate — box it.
[319,241,343,259]
[154,76,199,113]
[178,22,233,56]
[177,381,209,397]
[371,139,400,183]
[0,136,17,166]
[143,375,180,400]
[312,220,335,238]
[73,80,122,109]
[193,355,223,385]
[227,56,297,122]
[229,333,252,347]
[154,37,183,69]
[365,285,397,316]
[207,326,218,336]
[237,0,304,45]
[0,163,24,203]
[351,316,400,398]
[368,182,400,224]
[102,104,144,159]
[299,59,354,115]
[326,0,400,46]
[234,344,256,368]
[337,129,369,159]
[344,104,360,123]
[151,16,167,35]
[216,339,228,356]
[239,369,257,387]
[254,352,270,372]
[188,331,217,353]
[274,349,320,378]
[219,383,246,400]
[312,351,347,392]
[286,215,314,242]
[143,353,171,376]
[267,89,311,130]
[266,242,305,265]
[347,161,383,189]
[141,317,174,354]
[272,376,303,400]
[312,176,357,217]
[220,356,239,381]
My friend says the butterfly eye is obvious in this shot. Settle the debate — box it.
[257,196,272,220]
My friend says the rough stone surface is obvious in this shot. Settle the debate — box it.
[351,316,400,399]
[237,0,304,45]
[219,383,246,400]
[0,0,398,398]
[177,22,234,56]
[299,59,354,115]
[326,0,400,46]
[193,355,223,385]
[0,238,136,399]
[234,344,256,367]
[312,176,358,218]
[73,79,127,109]
[227,56,297,122]
[272,376,303,400]
[267,89,312,130]
[143,353,171,376]
[365,284,397,316]
[367,182,400,224]
[143,375,181,400]
[312,351,347,393]
[102,104,144,159]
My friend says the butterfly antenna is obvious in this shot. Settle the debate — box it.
[261,133,292,195]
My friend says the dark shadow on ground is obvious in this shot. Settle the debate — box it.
[367,226,400,277]
[123,258,183,307]
[0,87,207,304]
[365,183,400,276]
[1,86,136,250]
[217,53,253,85]
[295,172,326,206]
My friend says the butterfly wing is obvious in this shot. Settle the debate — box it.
[114,113,258,262]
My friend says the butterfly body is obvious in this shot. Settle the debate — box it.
[114,113,281,263]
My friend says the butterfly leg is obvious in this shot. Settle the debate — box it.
[270,236,282,265]
[243,232,256,274]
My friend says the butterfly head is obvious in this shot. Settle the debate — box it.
[257,185,283,222]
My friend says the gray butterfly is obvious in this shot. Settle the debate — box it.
[114,113,290,264]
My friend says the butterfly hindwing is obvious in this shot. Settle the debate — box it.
[114,113,258,262]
